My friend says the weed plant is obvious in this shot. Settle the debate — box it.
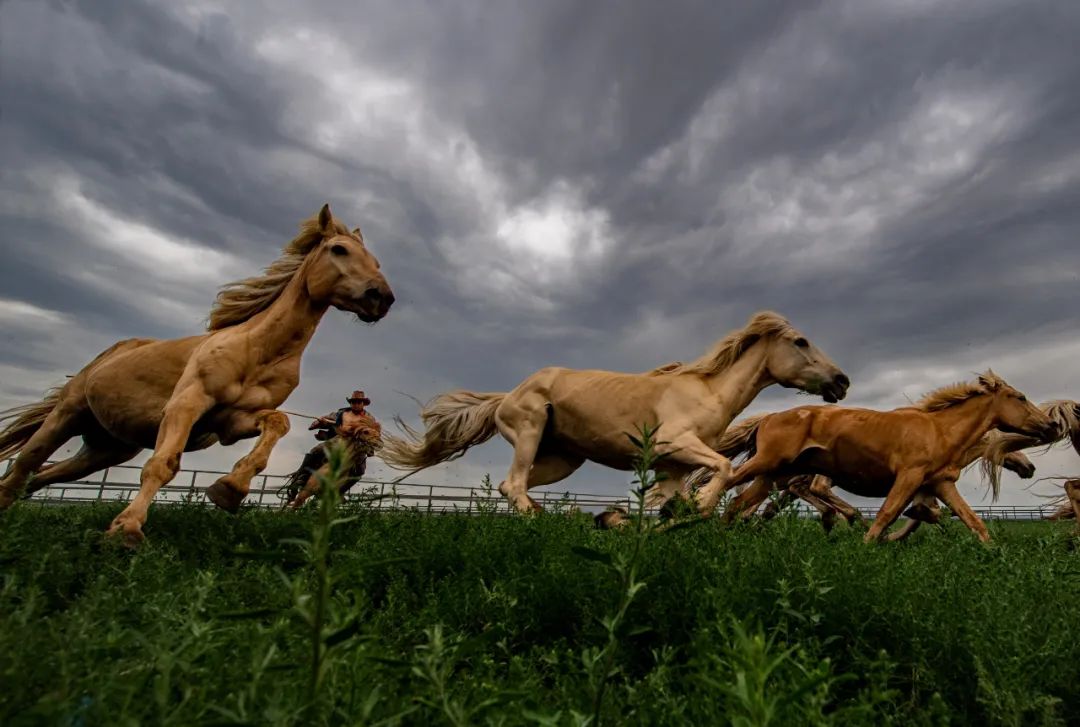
[0,438,1077,725]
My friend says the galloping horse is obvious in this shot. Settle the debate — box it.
[713,372,1059,543]
[673,421,1037,535]
[985,399,1080,527]
[0,205,394,544]
[379,311,850,513]
[767,443,1036,540]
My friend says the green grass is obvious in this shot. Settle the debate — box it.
[1,500,1077,726]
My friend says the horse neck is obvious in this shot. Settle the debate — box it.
[698,342,774,416]
[927,396,999,461]
[239,264,328,364]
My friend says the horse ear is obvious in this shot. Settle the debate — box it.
[352,227,363,238]
[977,371,1000,391]
[318,203,333,233]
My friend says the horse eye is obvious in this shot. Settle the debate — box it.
[794,337,809,348]
[330,244,348,256]
[1017,394,1026,402]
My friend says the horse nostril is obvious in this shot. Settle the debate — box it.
[363,287,383,303]
[835,374,850,389]
[383,290,395,307]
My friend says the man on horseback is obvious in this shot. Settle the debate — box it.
[284,390,382,508]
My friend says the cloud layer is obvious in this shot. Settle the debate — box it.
[1,0,1077,509]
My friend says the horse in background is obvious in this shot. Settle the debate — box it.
[0,204,394,544]
[985,400,1080,529]
[379,311,850,514]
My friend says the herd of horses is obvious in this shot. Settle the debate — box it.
[0,206,1076,546]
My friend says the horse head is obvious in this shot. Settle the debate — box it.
[305,204,394,322]
[981,372,1060,441]
[1002,450,1036,479]
[763,321,850,403]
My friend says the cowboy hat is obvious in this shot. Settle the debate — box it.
[346,390,371,405]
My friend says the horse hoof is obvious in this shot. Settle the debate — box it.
[106,519,145,548]
[206,481,245,514]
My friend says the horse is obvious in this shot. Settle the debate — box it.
[378,311,850,514]
[976,399,1079,527]
[774,434,1037,536]
[712,371,1060,543]
[0,204,394,544]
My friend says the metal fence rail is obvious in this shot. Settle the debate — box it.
[6,461,1066,520]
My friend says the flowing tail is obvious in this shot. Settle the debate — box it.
[0,387,62,463]
[681,413,769,492]
[379,390,506,472]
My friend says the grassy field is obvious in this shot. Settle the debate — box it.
[1,493,1078,725]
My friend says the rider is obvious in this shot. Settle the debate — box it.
[285,390,382,508]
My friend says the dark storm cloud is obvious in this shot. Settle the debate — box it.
[1,0,1078,503]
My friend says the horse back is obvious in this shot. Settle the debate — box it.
[83,335,208,448]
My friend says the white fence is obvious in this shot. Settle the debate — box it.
[7,461,1064,520]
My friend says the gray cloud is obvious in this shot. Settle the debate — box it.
[1,0,1077,509]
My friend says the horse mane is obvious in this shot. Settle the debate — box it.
[646,311,795,377]
[1041,400,1080,441]
[206,213,349,330]
[913,370,1006,412]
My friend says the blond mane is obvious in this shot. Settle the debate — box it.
[914,370,1006,412]
[206,214,349,330]
[1042,399,1080,440]
[646,311,795,377]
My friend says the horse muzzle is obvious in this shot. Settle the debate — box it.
[820,373,850,404]
[354,286,395,322]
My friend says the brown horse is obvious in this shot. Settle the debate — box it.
[0,205,393,544]
[379,311,849,513]
[762,434,1037,537]
[714,372,1059,543]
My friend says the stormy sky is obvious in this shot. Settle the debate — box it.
[1,0,1077,510]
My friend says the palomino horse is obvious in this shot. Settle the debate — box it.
[713,372,1060,543]
[379,311,850,513]
[0,205,393,544]
[985,400,1080,527]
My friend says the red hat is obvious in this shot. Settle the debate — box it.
[347,390,371,405]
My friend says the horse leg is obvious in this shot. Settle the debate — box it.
[1065,480,1080,530]
[106,386,213,546]
[494,399,548,514]
[520,452,586,512]
[205,410,291,514]
[863,470,927,543]
[655,432,736,516]
[932,479,989,543]
[0,398,86,508]
[886,518,923,542]
[645,464,694,511]
[760,488,795,520]
[809,476,864,526]
[22,437,141,496]
[707,446,796,517]
[722,475,775,522]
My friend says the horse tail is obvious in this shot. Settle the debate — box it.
[715,413,768,460]
[680,414,769,493]
[0,387,63,462]
[379,390,506,471]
